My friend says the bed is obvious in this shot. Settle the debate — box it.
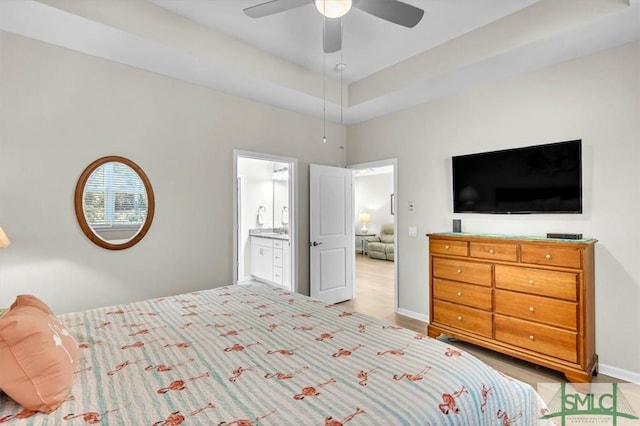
[0,283,551,425]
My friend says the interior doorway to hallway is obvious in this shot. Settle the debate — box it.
[349,159,398,315]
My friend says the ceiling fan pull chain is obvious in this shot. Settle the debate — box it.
[322,13,327,143]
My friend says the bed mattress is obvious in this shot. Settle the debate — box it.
[0,282,551,425]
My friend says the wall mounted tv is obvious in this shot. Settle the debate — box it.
[452,140,582,214]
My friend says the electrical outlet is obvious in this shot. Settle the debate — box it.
[408,227,417,237]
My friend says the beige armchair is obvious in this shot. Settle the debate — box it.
[367,224,394,261]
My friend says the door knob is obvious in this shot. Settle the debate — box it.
[310,241,323,247]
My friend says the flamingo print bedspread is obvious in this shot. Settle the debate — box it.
[0,283,551,425]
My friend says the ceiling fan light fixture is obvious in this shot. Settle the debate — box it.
[315,0,352,18]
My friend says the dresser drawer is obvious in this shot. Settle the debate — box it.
[520,244,582,269]
[470,242,518,262]
[495,290,577,330]
[433,278,492,310]
[432,258,492,286]
[430,239,468,256]
[495,315,577,363]
[433,300,492,337]
[495,265,578,301]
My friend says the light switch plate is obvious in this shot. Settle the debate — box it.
[408,201,415,211]
[408,227,417,237]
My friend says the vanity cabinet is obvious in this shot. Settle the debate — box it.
[251,237,273,283]
[427,233,598,383]
[251,236,289,288]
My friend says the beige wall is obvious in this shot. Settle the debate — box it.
[347,41,640,378]
[1,27,638,379]
[0,31,345,313]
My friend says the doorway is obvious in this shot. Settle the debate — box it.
[349,159,398,314]
[233,150,297,292]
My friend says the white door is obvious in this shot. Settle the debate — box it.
[310,164,354,304]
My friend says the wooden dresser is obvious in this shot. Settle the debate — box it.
[427,233,598,383]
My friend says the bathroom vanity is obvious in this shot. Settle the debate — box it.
[250,230,290,288]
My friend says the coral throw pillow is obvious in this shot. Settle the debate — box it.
[0,295,78,413]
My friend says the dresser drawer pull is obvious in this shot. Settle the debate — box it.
[529,306,535,312]
[456,269,462,273]
[457,316,463,321]
[457,292,462,297]
[529,335,535,341]
[528,279,535,285]
[444,245,450,250]
[488,249,495,254]
[545,254,552,260]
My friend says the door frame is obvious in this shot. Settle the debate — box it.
[348,158,398,313]
[233,149,298,293]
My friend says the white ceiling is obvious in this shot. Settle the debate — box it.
[147,0,541,83]
[1,0,638,124]
[354,165,394,177]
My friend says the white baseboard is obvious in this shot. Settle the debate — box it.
[395,307,429,323]
[394,308,638,384]
[599,363,640,384]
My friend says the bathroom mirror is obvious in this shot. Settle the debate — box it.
[273,170,289,228]
[74,156,155,250]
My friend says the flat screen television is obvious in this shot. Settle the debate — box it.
[452,140,582,214]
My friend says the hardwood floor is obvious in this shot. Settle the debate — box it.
[339,254,621,388]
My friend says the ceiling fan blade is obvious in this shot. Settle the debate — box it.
[323,18,342,53]
[243,0,310,18]
[354,0,424,28]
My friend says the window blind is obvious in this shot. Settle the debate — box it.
[83,162,148,227]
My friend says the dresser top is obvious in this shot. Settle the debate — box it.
[428,232,597,244]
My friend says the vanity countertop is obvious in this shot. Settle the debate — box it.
[250,229,289,241]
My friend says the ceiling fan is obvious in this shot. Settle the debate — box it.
[243,0,424,53]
